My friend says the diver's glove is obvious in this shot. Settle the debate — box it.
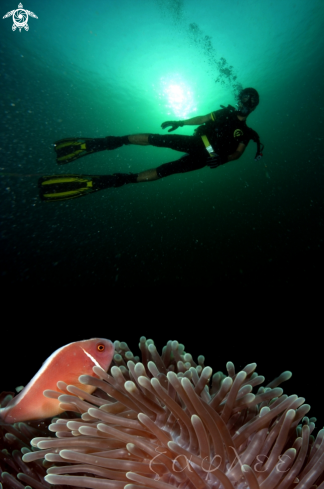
[161,121,184,132]
[207,154,222,169]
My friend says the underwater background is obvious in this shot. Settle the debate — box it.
[1,0,323,286]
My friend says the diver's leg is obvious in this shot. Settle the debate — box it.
[108,133,203,152]
[125,134,201,153]
[127,134,150,145]
[136,169,159,181]
[135,154,207,182]
[147,134,202,153]
[136,155,207,183]
[103,134,149,149]
[94,155,206,189]
[93,170,158,189]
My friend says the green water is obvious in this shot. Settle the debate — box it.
[1,0,323,285]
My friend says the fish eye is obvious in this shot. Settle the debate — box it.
[97,344,105,352]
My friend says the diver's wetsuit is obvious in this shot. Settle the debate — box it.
[149,134,209,178]
[150,106,255,178]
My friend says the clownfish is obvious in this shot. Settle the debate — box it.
[0,338,114,424]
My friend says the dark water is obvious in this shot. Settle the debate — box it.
[1,0,323,286]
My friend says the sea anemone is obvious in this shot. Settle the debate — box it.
[0,391,53,489]
[2,338,324,489]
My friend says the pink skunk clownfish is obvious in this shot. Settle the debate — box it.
[0,338,114,424]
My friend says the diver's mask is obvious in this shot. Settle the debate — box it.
[236,89,259,116]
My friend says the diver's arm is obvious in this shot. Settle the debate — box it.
[161,114,212,132]
[182,114,212,125]
[226,143,246,162]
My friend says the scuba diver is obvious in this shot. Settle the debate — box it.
[39,87,264,201]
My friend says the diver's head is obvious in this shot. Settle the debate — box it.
[236,88,259,116]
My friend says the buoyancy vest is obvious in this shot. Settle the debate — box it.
[195,105,264,161]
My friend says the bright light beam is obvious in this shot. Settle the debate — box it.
[155,74,197,119]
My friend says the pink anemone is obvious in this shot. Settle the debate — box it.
[1,338,324,489]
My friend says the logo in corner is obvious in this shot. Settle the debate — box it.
[234,129,243,138]
[3,3,38,32]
